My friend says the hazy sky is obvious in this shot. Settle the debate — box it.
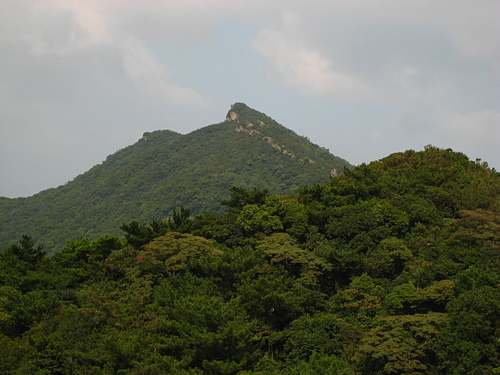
[1,0,499,198]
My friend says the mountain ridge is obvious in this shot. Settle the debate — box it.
[0,103,352,253]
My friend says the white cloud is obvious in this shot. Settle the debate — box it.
[50,0,112,48]
[433,0,500,72]
[253,1,499,103]
[1,1,210,100]
[434,109,500,147]
[253,11,366,98]
[119,37,209,108]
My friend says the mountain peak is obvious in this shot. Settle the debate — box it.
[225,102,270,125]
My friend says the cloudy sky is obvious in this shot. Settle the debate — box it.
[1,0,498,198]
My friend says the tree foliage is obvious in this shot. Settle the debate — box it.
[0,146,498,373]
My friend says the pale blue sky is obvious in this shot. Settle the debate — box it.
[1,0,498,198]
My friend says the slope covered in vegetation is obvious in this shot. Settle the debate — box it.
[1,146,498,374]
[0,103,351,254]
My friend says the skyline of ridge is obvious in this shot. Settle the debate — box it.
[1,1,498,197]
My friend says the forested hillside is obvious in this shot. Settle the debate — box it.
[0,103,351,254]
[1,146,498,374]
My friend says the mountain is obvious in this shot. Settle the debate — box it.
[0,103,352,253]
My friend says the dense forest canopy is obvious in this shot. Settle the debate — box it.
[1,146,499,374]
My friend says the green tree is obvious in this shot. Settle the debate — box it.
[333,274,383,319]
[4,235,45,265]
[150,294,259,374]
[221,187,269,212]
[278,313,352,362]
[120,220,168,249]
[363,237,413,278]
[354,313,449,374]
[433,286,500,374]
[138,232,224,277]
[258,233,332,287]
[281,352,355,375]
[409,279,456,313]
[237,203,284,236]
